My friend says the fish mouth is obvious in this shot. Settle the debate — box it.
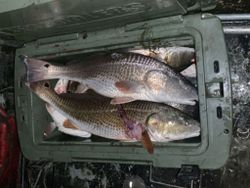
[184,100,196,106]
[184,95,199,105]
[148,125,200,142]
[167,130,200,141]
[171,99,198,106]
[185,125,201,139]
[188,129,200,138]
[174,127,200,139]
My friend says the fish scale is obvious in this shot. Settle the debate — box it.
[43,88,129,139]
[27,81,200,142]
[22,52,198,105]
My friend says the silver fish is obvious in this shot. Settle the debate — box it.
[54,79,199,119]
[130,47,195,72]
[27,81,200,144]
[45,103,91,138]
[21,52,198,105]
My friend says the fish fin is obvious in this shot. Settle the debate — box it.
[110,97,135,104]
[60,119,91,138]
[54,79,70,94]
[19,55,51,82]
[54,80,89,94]
[141,130,154,154]
[46,104,91,138]
[145,70,167,91]
[44,122,57,137]
[45,103,54,114]
[115,81,143,93]
[59,126,92,138]
[74,83,88,93]
[63,119,79,130]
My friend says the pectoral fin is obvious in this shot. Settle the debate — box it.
[141,130,154,154]
[116,104,154,154]
[110,97,135,104]
[54,79,70,94]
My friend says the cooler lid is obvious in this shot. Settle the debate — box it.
[0,0,217,43]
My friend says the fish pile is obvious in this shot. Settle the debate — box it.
[21,47,200,154]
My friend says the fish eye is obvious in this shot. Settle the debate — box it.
[44,64,50,68]
[44,82,50,88]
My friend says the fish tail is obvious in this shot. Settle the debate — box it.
[141,130,154,154]
[19,55,52,82]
